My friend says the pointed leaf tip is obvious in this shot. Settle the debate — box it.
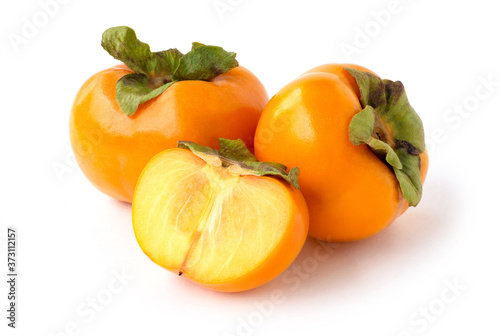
[349,106,376,145]
[173,45,238,81]
[115,74,175,116]
[345,67,425,206]
[218,138,258,163]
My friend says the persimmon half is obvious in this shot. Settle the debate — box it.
[255,64,428,242]
[132,139,308,292]
[70,26,267,203]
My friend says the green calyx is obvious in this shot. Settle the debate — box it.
[101,26,239,116]
[346,68,425,206]
[178,138,300,189]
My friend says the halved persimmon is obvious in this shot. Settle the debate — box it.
[132,139,308,292]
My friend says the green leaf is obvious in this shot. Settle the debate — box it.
[366,138,402,169]
[173,45,238,81]
[247,164,300,189]
[345,67,426,206]
[349,106,402,169]
[346,68,425,154]
[178,140,219,157]
[178,138,300,189]
[349,106,376,145]
[115,73,175,116]
[382,79,425,154]
[101,26,240,116]
[102,27,184,78]
[393,148,423,206]
[102,26,155,75]
[191,42,206,50]
[218,138,259,163]
[153,48,184,77]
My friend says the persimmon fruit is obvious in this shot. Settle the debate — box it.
[70,26,267,203]
[132,139,308,292]
[255,64,428,242]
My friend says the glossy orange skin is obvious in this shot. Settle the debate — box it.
[254,64,428,242]
[70,64,268,203]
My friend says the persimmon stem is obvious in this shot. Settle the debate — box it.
[148,75,173,88]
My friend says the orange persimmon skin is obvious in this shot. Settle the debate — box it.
[70,64,268,203]
[254,64,428,242]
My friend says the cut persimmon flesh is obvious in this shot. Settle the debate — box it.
[132,139,308,292]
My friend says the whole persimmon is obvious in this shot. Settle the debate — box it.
[70,26,268,203]
[254,64,428,242]
[132,138,308,292]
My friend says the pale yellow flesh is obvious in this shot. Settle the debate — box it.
[132,149,293,284]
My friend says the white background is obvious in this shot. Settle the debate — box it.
[1,0,499,335]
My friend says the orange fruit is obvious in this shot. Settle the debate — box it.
[70,26,267,203]
[132,139,308,292]
[255,64,428,242]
